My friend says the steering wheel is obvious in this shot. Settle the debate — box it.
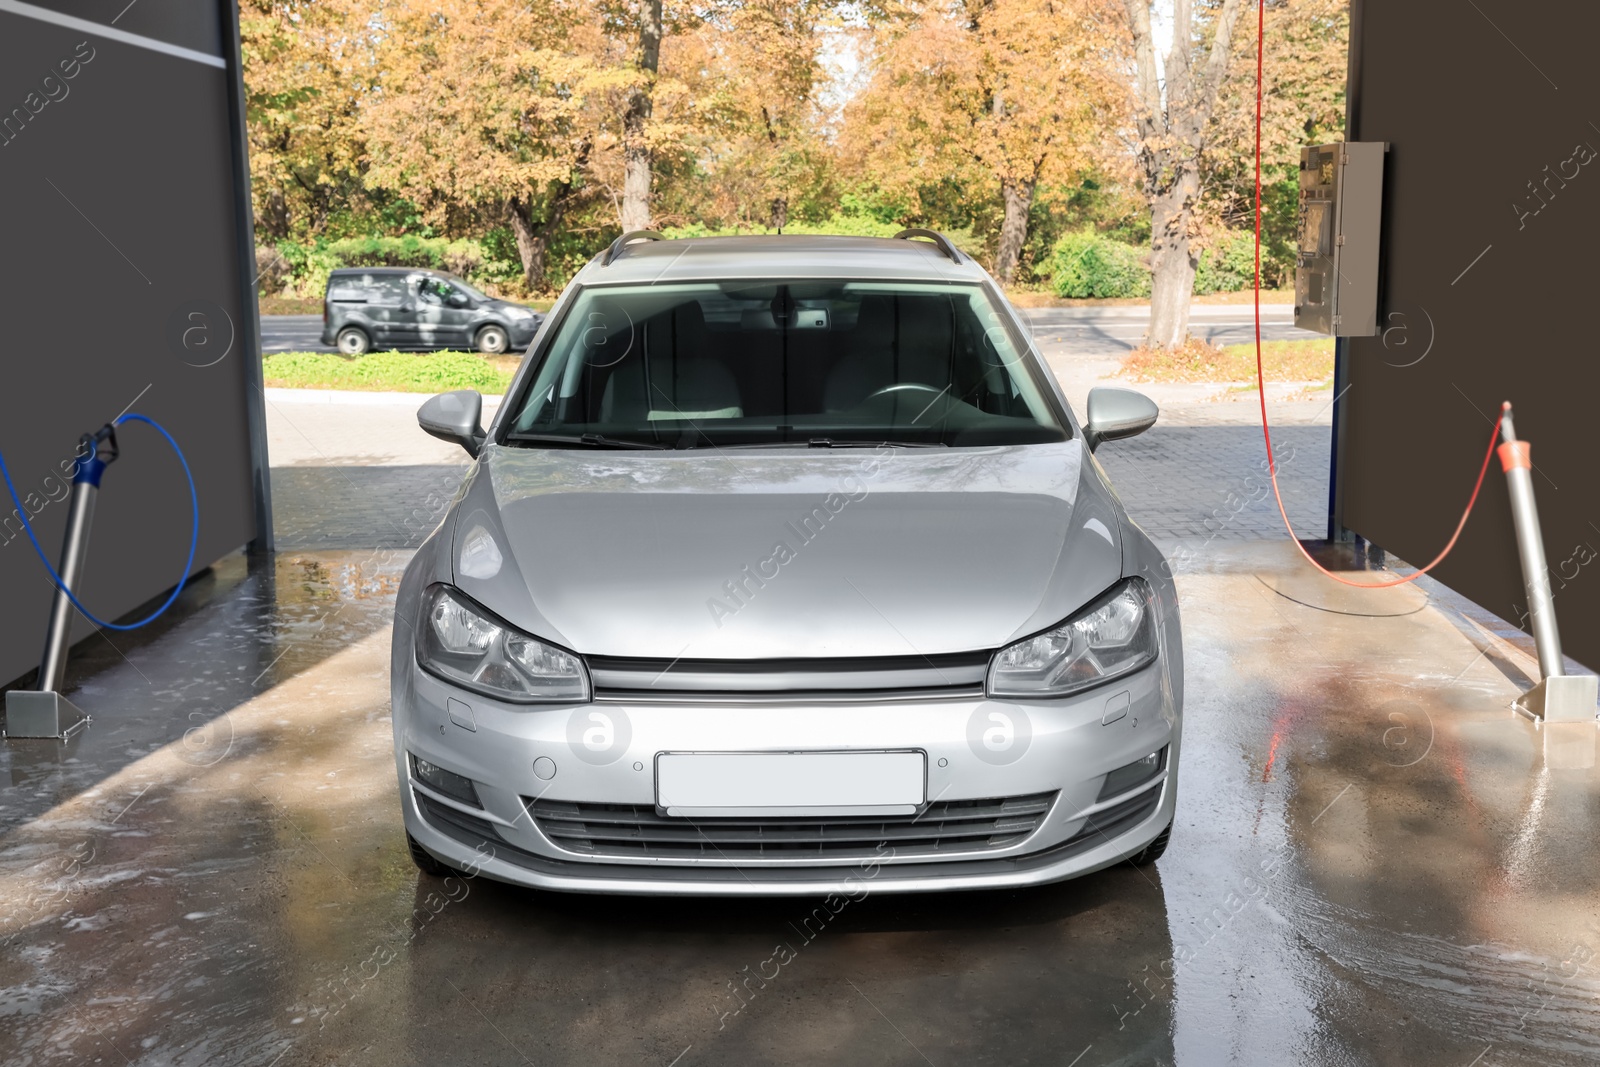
[864,382,946,402]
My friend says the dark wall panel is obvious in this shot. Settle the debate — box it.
[16,0,225,58]
[0,3,260,685]
[1338,1,1600,671]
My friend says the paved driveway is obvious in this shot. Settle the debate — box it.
[12,314,1590,1067]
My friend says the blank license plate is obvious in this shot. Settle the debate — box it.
[656,751,926,817]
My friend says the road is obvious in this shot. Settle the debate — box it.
[1019,303,1312,354]
[260,305,1316,355]
[261,314,330,353]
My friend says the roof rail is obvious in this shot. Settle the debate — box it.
[892,228,965,264]
[602,230,666,266]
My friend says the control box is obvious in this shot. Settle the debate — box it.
[1294,142,1386,336]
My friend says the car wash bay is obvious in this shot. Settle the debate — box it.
[3,374,1597,1067]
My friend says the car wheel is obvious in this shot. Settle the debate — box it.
[406,831,460,878]
[336,326,371,355]
[475,324,509,354]
[1126,820,1172,867]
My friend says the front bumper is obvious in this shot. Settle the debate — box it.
[506,316,540,349]
[394,659,1178,896]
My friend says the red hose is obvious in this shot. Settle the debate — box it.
[1251,0,1500,588]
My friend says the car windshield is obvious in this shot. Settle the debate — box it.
[503,281,1068,449]
[440,274,490,302]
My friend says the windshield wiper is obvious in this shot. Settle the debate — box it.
[710,438,948,449]
[808,439,947,448]
[505,432,669,451]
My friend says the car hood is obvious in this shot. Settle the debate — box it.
[448,441,1125,660]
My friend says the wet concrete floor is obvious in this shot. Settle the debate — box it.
[3,542,1599,1066]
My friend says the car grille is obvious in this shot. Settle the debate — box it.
[585,652,989,702]
[525,791,1057,861]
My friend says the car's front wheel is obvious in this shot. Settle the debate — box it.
[475,324,509,354]
[406,831,460,878]
[336,326,371,355]
[1126,820,1172,867]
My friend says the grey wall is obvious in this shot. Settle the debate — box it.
[1335,1,1600,670]
[0,0,267,686]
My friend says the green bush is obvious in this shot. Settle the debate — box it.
[837,190,912,225]
[658,216,983,260]
[261,351,512,394]
[1194,231,1259,294]
[660,215,905,240]
[263,236,522,298]
[1048,230,1151,299]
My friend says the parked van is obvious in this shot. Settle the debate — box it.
[322,267,543,355]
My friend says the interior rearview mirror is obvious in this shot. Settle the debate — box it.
[1084,387,1159,453]
[418,389,486,457]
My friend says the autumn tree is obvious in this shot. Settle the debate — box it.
[847,0,1121,283]
[1122,0,1247,348]
[617,0,664,230]
[239,0,369,241]
[1203,0,1347,283]
[694,0,836,231]
[358,0,623,287]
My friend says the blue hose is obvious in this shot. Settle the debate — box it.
[0,413,199,631]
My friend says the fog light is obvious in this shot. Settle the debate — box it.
[411,753,481,808]
[1098,747,1167,801]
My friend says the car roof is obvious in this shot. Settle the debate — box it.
[573,234,991,286]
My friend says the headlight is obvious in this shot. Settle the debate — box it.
[506,307,535,321]
[416,585,590,703]
[988,578,1158,697]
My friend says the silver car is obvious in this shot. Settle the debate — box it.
[391,230,1182,896]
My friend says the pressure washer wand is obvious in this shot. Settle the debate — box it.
[1496,406,1562,679]
[4,425,117,739]
[1497,403,1597,721]
[36,425,118,693]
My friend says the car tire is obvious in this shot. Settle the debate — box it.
[1126,820,1172,867]
[475,324,509,354]
[336,326,371,355]
[406,831,460,878]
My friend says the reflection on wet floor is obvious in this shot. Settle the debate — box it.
[2,544,1598,1066]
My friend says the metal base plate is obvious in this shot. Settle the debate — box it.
[4,690,90,740]
[1515,675,1600,724]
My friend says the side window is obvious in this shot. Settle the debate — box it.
[417,278,452,306]
[327,275,367,303]
[370,278,407,306]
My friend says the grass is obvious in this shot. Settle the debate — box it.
[258,295,324,315]
[262,350,519,394]
[1117,337,1334,384]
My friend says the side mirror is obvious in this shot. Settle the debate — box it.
[418,389,486,457]
[447,292,470,308]
[1084,387,1158,452]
